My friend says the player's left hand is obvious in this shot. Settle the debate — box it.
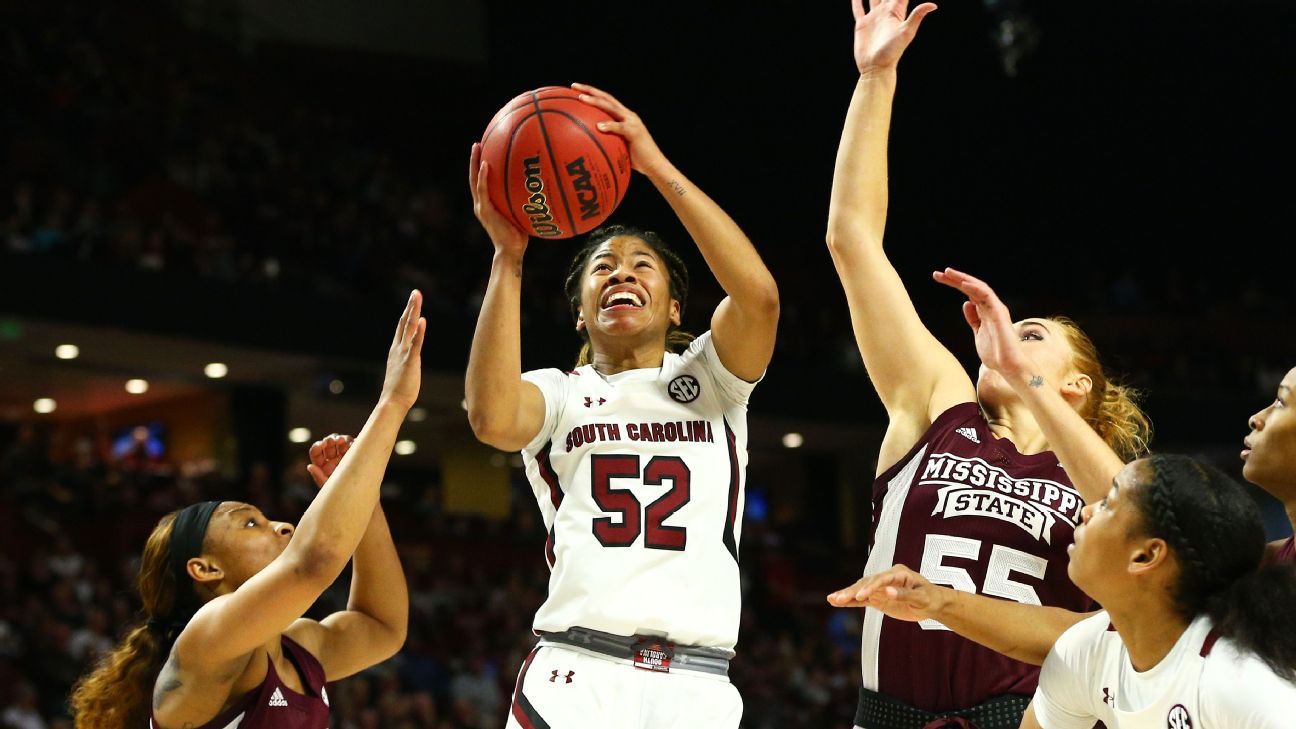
[307,433,354,488]
[826,564,948,622]
[572,83,668,177]
[932,267,1035,381]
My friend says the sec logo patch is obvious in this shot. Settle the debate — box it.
[668,375,700,403]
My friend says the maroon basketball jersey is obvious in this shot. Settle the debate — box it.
[861,403,1092,712]
[151,636,330,729]
[1270,535,1295,565]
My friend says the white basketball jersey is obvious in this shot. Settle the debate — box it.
[520,332,756,651]
[1033,612,1296,729]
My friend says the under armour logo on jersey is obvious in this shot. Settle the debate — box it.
[955,427,980,444]
[1102,687,1114,706]
[1167,705,1192,729]
[667,375,700,403]
[583,396,606,408]
[268,687,288,707]
[321,685,329,706]
[549,670,575,683]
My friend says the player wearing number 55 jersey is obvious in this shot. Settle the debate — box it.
[824,1,1152,726]
[465,83,778,729]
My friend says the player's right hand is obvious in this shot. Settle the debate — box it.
[306,434,354,488]
[932,267,1036,382]
[826,564,947,622]
[379,290,426,411]
[469,142,529,257]
[852,0,937,73]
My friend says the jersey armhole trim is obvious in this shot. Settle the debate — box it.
[872,401,982,487]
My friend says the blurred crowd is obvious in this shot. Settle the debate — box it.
[0,425,861,728]
[3,2,1291,397]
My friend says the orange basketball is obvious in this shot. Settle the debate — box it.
[480,87,632,239]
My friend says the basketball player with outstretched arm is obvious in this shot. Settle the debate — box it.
[465,83,778,729]
[70,293,424,729]
[824,2,1152,727]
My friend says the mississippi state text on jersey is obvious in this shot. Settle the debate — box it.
[520,332,756,651]
[862,403,1092,711]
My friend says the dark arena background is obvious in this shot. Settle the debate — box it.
[1,0,1292,726]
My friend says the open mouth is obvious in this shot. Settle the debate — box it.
[600,287,645,311]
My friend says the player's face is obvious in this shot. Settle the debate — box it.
[1067,461,1148,600]
[1243,367,1296,496]
[576,236,681,345]
[977,318,1085,407]
[204,502,295,588]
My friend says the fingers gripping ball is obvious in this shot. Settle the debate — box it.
[480,87,632,239]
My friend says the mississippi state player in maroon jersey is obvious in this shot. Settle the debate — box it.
[70,293,424,729]
[929,270,1296,569]
[824,2,1152,726]
[832,276,1296,670]
[1246,366,1296,564]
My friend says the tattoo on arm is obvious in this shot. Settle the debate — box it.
[153,645,183,710]
[667,179,687,197]
[1029,375,1044,388]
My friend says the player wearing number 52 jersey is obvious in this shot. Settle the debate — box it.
[521,330,753,648]
[465,83,778,729]
[824,1,1151,726]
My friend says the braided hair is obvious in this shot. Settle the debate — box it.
[71,511,200,729]
[562,224,695,368]
[1131,454,1296,681]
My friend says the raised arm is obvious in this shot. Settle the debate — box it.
[286,435,408,681]
[174,292,424,671]
[827,564,1090,666]
[933,267,1129,503]
[826,0,974,467]
[573,83,779,381]
[464,143,549,451]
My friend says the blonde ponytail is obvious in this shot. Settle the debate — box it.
[1050,317,1153,463]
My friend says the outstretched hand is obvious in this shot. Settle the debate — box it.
[380,290,426,411]
[933,267,1034,380]
[852,0,938,72]
[572,83,668,176]
[826,564,948,622]
[306,434,354,488]
[469,142,529,256]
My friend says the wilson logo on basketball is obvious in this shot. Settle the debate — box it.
[565,156,601,221]
[521,155,562,237]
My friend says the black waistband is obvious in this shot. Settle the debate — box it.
[853,687,1030,729]
[539,626,732,677]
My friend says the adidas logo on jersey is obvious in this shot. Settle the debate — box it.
[955,427,980,444]
[268,687,288,707]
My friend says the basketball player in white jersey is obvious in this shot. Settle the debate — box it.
[465,82,779,728]
[838,454,1296,728]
